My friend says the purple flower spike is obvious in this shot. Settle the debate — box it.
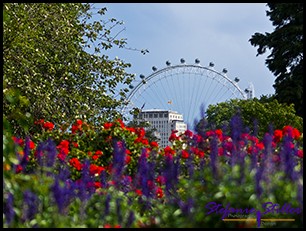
[112,140,126,185]
[4,192,15,225]
[209,134,218,178]
[126,210,135,227]
[35,138,57,168]
[21,190,39,222]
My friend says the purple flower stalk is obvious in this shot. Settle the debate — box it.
[76,159,95,201]
[21,190,39,222]
[162,154,180,198]
[178,197,194,216]
[125,210,135,228]
[209,134,218,178]
[112,140,126,185]
[104,193,111,216]
[50,178,74,214]
[116,198,123,224]
[229,113,243,143]
[35,138,57,168]
[281,134,297,181]
[4,192,15,225]
[136,149,150,197]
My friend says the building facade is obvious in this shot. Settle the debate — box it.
[135,109,187,148]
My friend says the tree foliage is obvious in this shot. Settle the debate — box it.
[3,3,145,136]
[249,3,303,117]
[203,97,303,138]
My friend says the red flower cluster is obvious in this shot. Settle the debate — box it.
[89,164,105,175]
[35,119,55,131]
[71,119,83,134]
[69,157,83,171]
[57,140,70,161]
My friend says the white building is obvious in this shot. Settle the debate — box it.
[135,109,187,148]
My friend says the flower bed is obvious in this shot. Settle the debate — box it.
[3,116,303,228]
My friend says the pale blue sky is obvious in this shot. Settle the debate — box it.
[92,3,277,124]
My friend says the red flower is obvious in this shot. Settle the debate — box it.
[57,140,70,155]
[125,149,131,155]
[89,164,105,175]
[164,146,175,156]
[15,164,23,173]
[141,138,149,145]
[134,137,149,146]
[43,122,54,131]
[256,142,265,150]
[218,147,224,156]
[184,130,193,138]
[95,150,103,156]
[116,118,125,129]
[29,140,36,150]
[193,134,203,143]
[126,127,136,133]
[135,189,142,196]
[205,130,214,137]
[150,141,159,148]
[273,129,283,143]
[57,153,66,161]
[297,149,303,158]
[215,129,223,140]
[156,175,165,185]
[181,150,189,159]
[103,122,113,130]
[169,132,179,142]
[147,180,155,190]
[69,158,83,171]
[57,140,70,149]
[12,136,24,146]
[94,182,102,189]
[241,133,251,140]
[136,127,146,138]
[125,155,131,164]
[92,155,99,160]
[72,142,79,148]
[71,124,78,134]
[34,119,44,125]
[292,128,301,140]
[156,187,164,198]
[76,119,83,126]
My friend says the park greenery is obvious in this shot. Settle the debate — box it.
[203,97,303,139]
[3,3,303,228]
[3,3,146,136]
[249,3,303,118]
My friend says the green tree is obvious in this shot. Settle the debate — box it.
[3,3,146,136]
[249,3,303,117]
[203,97,303,138]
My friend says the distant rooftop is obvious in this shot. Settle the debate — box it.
[141,108,179,113]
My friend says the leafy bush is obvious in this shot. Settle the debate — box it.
[204,98,303,138]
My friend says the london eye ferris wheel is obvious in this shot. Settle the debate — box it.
[121,58,254,128]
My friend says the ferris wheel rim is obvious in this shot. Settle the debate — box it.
[121,63,247,114]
